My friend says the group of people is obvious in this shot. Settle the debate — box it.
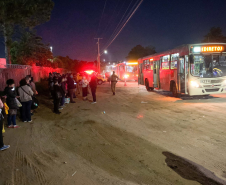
[48,72,98,114]
[0,75,38,151]
[0,71,119,151]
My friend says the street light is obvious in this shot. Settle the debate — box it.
[104,50,108,54]
[50,46,53,52]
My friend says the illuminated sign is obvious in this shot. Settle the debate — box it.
[201,46,224,52]
[126,62,138,65]
[150,58,153,61]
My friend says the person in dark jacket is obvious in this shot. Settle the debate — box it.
[4,79,20,128]
[53,79,62,114]
[89,73,98,104]
[67,74,76,103]
[59,75,67,107]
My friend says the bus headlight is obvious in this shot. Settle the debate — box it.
[190,81,200,88]
[223,80,226,85]
[124,74,129,79]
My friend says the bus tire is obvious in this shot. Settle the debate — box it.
[172,83,178,97]
[97,80,103,85]
[145,79,152,91]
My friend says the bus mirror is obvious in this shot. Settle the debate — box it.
[189,55,194,64]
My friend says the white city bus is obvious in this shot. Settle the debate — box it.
[138,43,226,97]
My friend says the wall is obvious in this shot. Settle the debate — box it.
[0,66,65,91]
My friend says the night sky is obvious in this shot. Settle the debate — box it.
[1,0,226,62]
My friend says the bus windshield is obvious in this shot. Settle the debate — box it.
[190,54,226,78]
[126,66,137,73]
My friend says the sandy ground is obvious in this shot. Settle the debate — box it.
[1,82,226,185]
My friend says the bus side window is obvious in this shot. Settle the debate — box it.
[162,55,170,69]
[150,62,153,70]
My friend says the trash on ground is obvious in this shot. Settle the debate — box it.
[63,162,67,164]
[163,131,167,133]
[141,101,148,103]
[72,171,77,176]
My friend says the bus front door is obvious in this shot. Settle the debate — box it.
[138,63,144,85]
[153,61,160,88]
[178,57,185,93]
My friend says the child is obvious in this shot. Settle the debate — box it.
[0,97,10,151]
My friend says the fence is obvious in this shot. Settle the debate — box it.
[0,64,65,91]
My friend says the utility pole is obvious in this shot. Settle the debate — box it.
[94,38,102,73]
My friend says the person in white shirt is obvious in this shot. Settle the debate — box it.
[81,76,89,101]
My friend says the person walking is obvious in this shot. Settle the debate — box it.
[0,97,10,151]
[67,74,76,103]
[53,79,62,114]
[81,76,89,101]
[18,79,34,122]
[4,79,20,128]
[110,71,119,95]
[89,73,97,104]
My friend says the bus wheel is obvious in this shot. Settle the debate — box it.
[145,79,152,91]
[97,80,103,85]
[172,83,178,97]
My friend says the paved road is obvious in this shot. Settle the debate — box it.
[1,82,226,185]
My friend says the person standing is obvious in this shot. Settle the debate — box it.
[53,79,62,114]
[59,75,67,107]
[0,97,10,151]
[18,79,34,122]
[81,76,89,101]
[110,71,119,95]
[4,79,20,128]
[89,73,97,104]
[67,74,76,103]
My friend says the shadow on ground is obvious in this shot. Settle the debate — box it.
[163,152,226,185]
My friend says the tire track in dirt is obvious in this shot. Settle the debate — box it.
[51,117,200,185]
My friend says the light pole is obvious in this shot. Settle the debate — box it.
[94,38,102,73]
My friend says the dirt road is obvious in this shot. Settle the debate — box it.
[1,82,226,185]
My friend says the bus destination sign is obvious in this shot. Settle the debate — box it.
[201,46,224,52]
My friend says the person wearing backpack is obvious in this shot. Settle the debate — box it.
[18,79,34,122]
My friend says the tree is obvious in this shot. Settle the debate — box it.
[10,31,53,66]
[0,0,54,64]
[203,27,226,43]
[126,45,156,60]
[144,45,156,56]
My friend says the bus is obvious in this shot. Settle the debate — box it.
[115,62,138,81]
[138,43,226,97]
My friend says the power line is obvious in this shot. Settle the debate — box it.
[101,0,144,54]
[103,0,135,47]
[99,0,121,38]
[95,0,108,37]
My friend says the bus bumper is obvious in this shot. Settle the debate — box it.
[188,86,226,96]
